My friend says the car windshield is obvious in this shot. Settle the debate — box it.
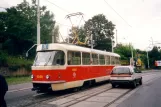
[33,50,65,66]
[112,67,130,74]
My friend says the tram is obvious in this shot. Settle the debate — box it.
[31,43,120,92]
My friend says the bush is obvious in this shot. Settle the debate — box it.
[7,56,33,71]
[0,51,33,71]
[0,52,7,67]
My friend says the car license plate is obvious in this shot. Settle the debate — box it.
[117,77,123,80]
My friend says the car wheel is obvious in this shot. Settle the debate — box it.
[139,78,142,85]
[132,80,137,88]
[112,83,116,88]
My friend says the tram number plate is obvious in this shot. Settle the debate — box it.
[37,75,43,79]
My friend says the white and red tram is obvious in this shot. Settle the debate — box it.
[31,43,120,92]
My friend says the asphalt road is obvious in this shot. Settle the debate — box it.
[5,83,36,107]
[5,71,161,107]
[118,73,161,107]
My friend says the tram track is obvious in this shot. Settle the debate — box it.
[44,72,161,107]
[7,72,159,107]
[59,85,113,107]
[47,86,131,107]
[22,81,111,107]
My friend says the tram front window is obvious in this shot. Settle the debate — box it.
[33,51,65,66]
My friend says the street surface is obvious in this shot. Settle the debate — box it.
[5,71,161,107]
[118,73,161,107]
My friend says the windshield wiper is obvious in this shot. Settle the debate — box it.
[44,55,52,66]
[33,55,38,66]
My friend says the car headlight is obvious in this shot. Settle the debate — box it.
[46,75,50,79]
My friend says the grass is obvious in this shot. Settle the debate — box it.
[6,76,31,85]
[7,56,33,66]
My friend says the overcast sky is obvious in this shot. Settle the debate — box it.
[1,0,161,50]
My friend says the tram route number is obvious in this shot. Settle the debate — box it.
[72,68,77,71]
[37,75,43,79]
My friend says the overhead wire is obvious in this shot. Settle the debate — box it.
[43,0,75,42]
[58,31,65,42]
[44,0,70,13]
[104,0,132,28]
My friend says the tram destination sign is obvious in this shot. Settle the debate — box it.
[42,44,49,50]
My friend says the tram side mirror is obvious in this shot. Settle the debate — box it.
[26,53,28,58]
[25,52,28,60]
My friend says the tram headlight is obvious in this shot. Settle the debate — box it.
[46,75,50,79]
[31,74,34,79]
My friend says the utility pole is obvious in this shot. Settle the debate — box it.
[130,43,133,66]
[111,38,113,52]
[37,0,40,44]
[91,34,93,49]
[147,51,150,69]
[52,36,54,43]
[116,29,118,45]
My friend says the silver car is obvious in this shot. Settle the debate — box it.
[110,66,142,88]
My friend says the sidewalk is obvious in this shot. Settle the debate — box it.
[8,82,32,92]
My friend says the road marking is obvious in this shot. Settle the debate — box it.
[8,87,32,93]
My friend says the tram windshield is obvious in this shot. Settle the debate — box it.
[33,50,65,66]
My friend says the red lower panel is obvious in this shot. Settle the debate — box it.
[32,65,115,82]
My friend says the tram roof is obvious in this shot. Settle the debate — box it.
[37,43,120,57]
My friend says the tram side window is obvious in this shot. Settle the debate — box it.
[82,53,90,65]
[53,51,65,65]
[105,56,110,65]
[111,56,115,65]
[92,54,98,65]
[116,57,120,65]
[68,51,81,65]
[99,55,105,65]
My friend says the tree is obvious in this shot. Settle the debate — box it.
[52,25,59,43]
[0,0,56,56]
[149,46,161,68]
[66,14,115,51]
[84,14,115,51]
[114,44,135,60]
[66,26,86,44]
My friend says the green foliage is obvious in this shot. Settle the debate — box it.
[0,52,7,67]
[67,14,115,51]
[67,26,86,43]
[0,0,56,56]
[0,51,33,71]
[149,46,161,68]
[6,76,31,85]
[114,44,135,60]
[7,56,33,71]
[84,14,115,51]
